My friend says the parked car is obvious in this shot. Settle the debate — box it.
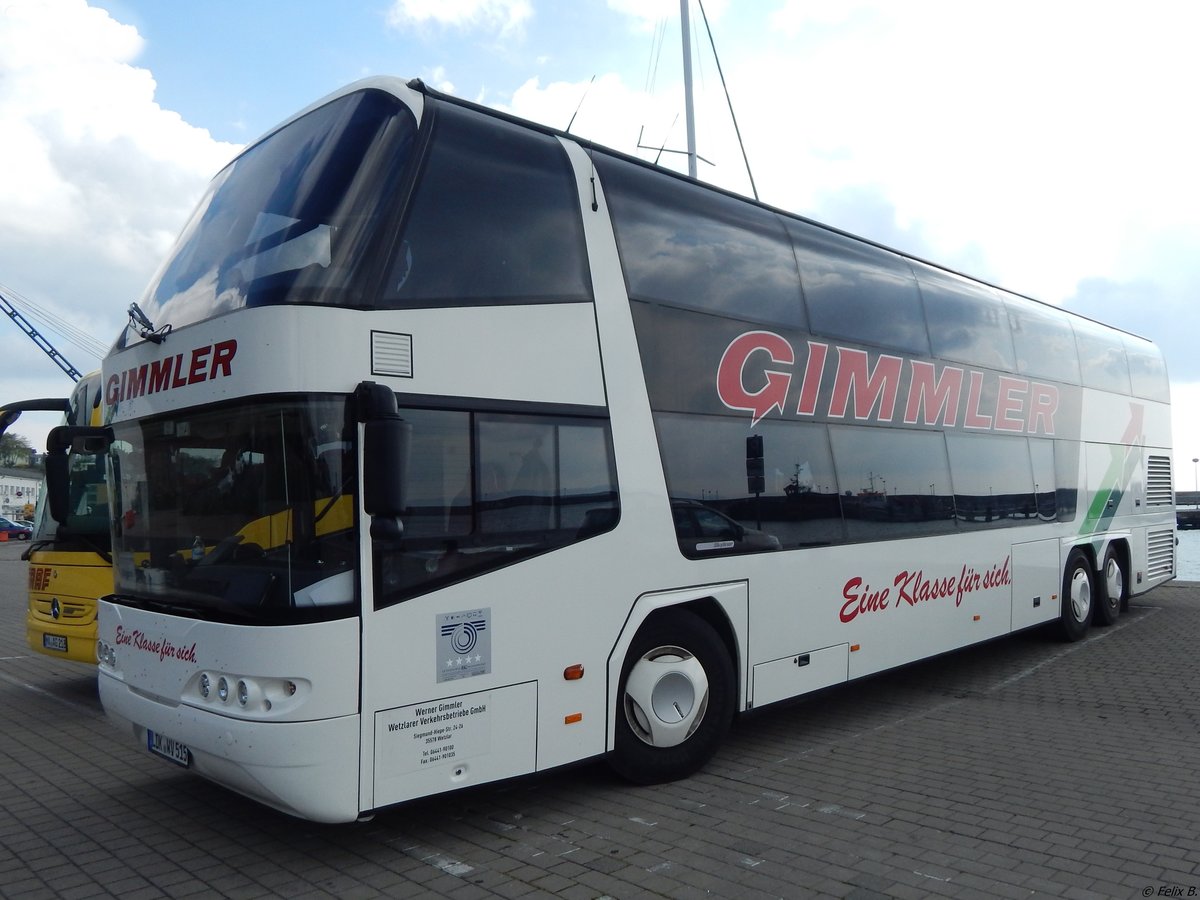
[0,516,32,540]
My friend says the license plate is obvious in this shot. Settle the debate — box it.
[147,729,191,767]
[42,634,68,653]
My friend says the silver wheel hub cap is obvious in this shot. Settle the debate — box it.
[1070,568,1091,621]
[1105,559,1123,605]
[623,645,709,748]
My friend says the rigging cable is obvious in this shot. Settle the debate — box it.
[697,0,759,200]
[0,282,108,362]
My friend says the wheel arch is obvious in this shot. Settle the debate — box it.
[605,581,748,752]
[1063,538,1098,572]
[1069,534,1132,591]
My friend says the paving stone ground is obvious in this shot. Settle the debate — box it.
[1,539,1197,899]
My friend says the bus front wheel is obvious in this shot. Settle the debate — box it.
[610,611,734,785]
[1059,549,1094,642]
[1094,545,1127,626]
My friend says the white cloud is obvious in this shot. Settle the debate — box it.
[387,0,532,36]
[0,0,239,450]
[672,1,1200,306]
[426,65,457,94]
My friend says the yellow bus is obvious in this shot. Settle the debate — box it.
[2,372,112,664]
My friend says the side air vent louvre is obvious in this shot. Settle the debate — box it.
[1146,455,1173,507]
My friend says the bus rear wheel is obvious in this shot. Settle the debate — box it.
[610,611,734,785]
[1058,549,1094,642]
[1094,545,1126,626]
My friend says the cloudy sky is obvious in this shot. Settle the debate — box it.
[2,0,1198,482]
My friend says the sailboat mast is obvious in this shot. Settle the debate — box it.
[680,0,698,178]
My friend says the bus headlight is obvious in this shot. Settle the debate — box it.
[96,640,117,668]
[186,671,309,715]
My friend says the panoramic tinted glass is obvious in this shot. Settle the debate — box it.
[1006,297,1081,384]
[786,220,930,356]
[655,413,844,554]
[375,407,617,606]
[142,90,417,324]
[913,262,1015,370]
[1124,337,1170,402]
[828,425,955,540]
[596,153,804,327]
[945,434,1037,528]
[1029,438,1057,520]
[382,102,592,306]
[1073,320,1131,394]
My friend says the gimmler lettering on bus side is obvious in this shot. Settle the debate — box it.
[717,331,1072,436]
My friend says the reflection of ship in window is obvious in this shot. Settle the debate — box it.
[783,461,813,496]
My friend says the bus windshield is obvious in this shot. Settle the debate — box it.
[108,395,358,624]
[139,89,417,327]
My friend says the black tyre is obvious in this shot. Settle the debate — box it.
[1058,548,1094,642]
[1094,544,1126,626]
[609,611,734,785]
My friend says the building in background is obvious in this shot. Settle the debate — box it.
[0,466,41,519]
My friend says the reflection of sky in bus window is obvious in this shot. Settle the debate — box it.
[386,104,591,306]
[1124,337,1170,401]
[912,262,1015,370]
[1073,319,1131,394]
[946,434,1034,496]
[1006,297,1081,384]
[787,220,929,356]
[599,155,804,327]
[655,414,754,500]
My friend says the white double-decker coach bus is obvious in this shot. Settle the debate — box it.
[71,77,1173,822]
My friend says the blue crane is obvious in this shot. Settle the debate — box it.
[0,287,82,383]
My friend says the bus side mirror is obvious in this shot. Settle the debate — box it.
[357,382,410,541]
[45,425,112,526]
[46,449,70,525]
[0,408,20,437]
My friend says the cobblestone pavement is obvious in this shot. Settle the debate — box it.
[1,539,1198,899]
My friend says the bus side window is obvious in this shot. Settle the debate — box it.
[1073,320,1132,395]
[1124,337,1170,402]
[1006,296,1081,385]
[913,261,1016,371]
[374,409,618,608]
[383,101,592,307]
[594,152,804,329]
[786,220,930,357]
